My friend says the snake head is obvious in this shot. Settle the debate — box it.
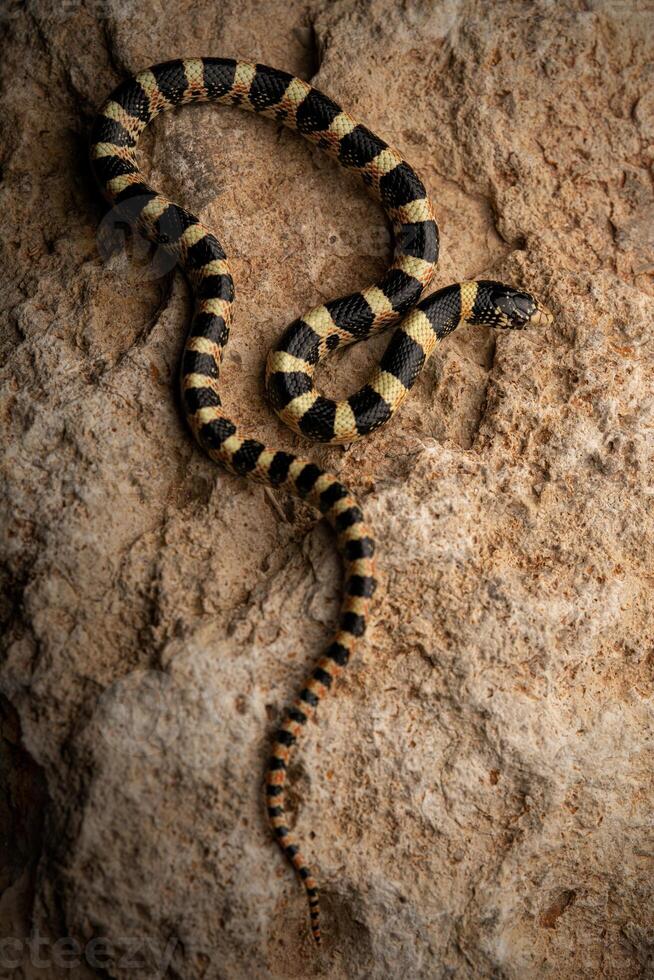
[475,281,553,330]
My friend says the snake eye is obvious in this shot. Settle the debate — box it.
[493,289,537,327]
[512,292,537,319]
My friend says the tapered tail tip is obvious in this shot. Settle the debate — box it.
[310,908,321,944]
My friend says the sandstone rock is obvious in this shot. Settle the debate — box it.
[1,1,653,977]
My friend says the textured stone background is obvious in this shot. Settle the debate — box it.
[1,0,653,977]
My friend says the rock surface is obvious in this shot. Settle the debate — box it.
[1,1,653,977]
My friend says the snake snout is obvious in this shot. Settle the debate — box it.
[530,304,554,327]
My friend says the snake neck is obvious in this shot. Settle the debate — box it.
[418,282,483,339]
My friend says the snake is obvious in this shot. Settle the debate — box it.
[89,57,552,946]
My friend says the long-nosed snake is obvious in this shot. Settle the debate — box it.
[90,57,551,945]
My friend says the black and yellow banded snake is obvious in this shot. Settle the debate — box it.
[90,57,551,945]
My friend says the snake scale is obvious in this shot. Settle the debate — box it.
[90,57,551,945]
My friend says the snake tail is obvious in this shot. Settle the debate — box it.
[265,469,375,945]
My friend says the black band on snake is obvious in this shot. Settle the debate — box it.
[89,57,552,945]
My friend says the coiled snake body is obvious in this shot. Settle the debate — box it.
[90,58,551,945]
